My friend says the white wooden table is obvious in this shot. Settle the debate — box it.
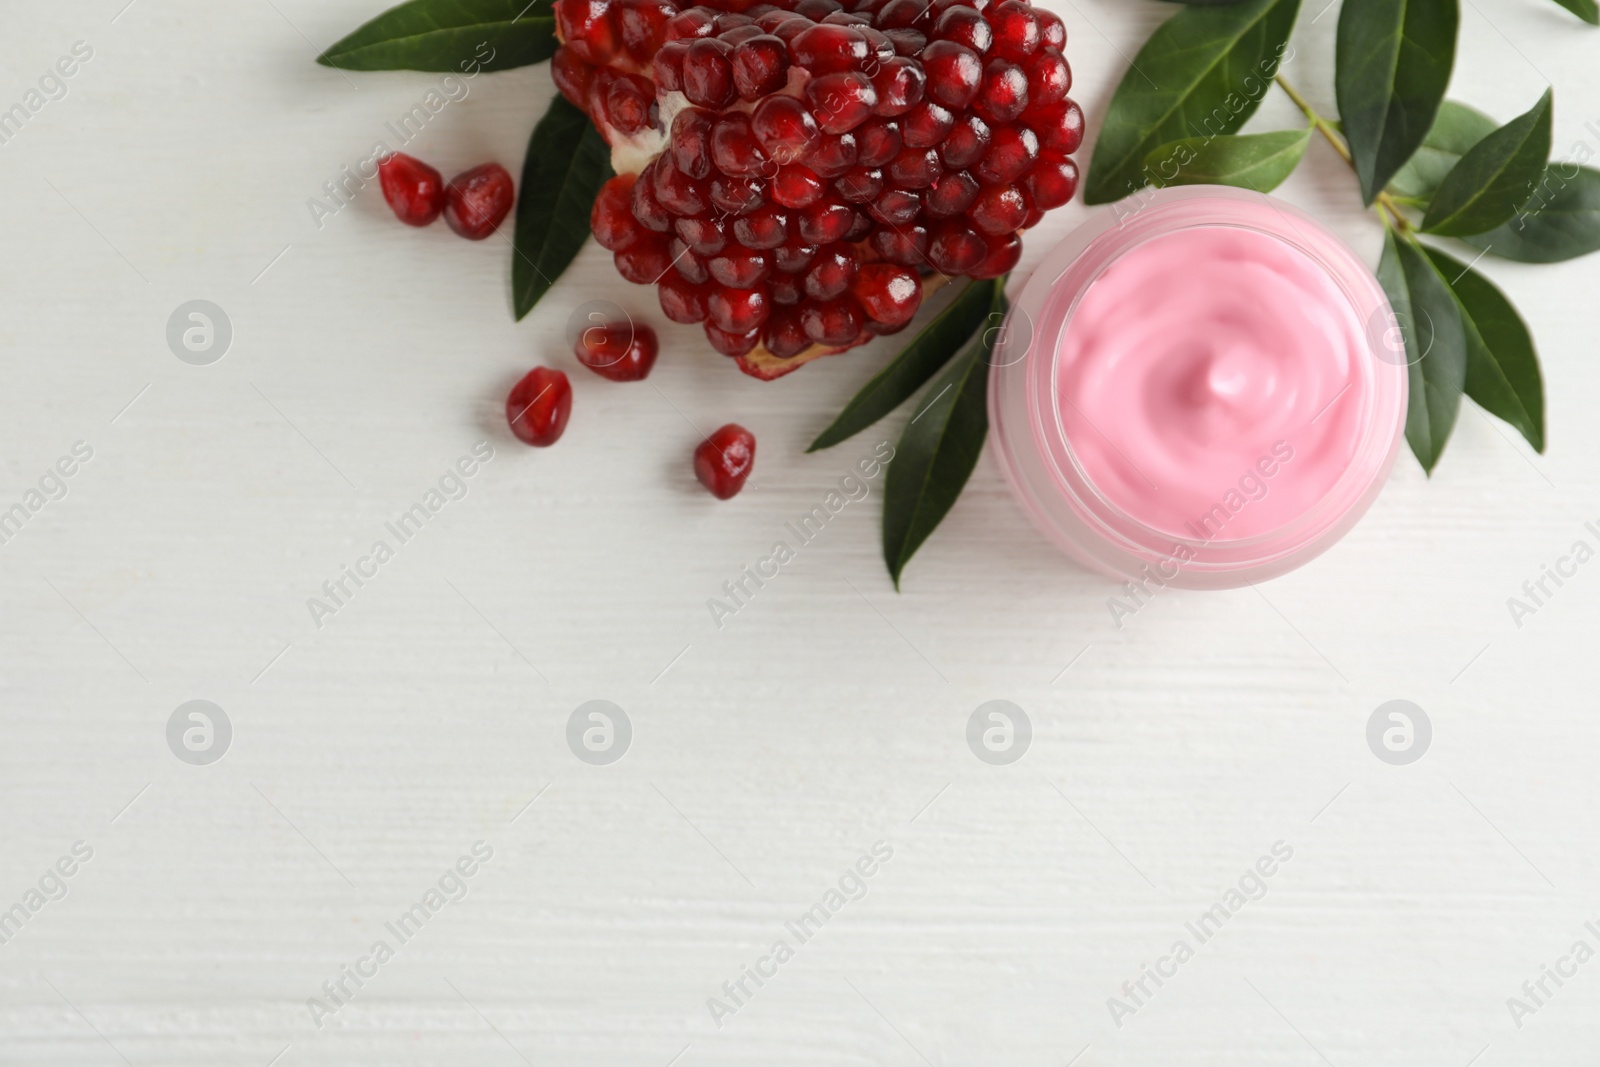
[2,1,1597,1064]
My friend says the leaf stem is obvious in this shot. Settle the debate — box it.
[1273,73,1413,232]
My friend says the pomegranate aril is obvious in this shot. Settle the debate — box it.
[884,27,927,55]
[1021,151,1078,209]
[800,297,865,345]
[665,7,717,40]
[921,41,982,109]
[771,14,817,43]
[805,72,878,134]
[772,165,825,208]
[878,0,933,28]
[771,271,805,304]
[933,6,992,52]
[927,221,986,273]
[707,284,771,333]
[704,322,761,356]
[972,231,1022,278]
[790,23,872,72]
[615,234,673,283]
[974,124,1038,184]
[553,46,596,106]
[844,210,873,240]
[672,239,711,283]
[708,248,772,288]
[659,273,711,323]
[973,59,1028,124]
[939,113,991,168]
[869,57,927,116]
[870,223,929,265]
[605,72,656,134]
[970,183,1027,234]
[1037,8,1066,48]
[715,11,757,30]
[987,0,1041,60]
[795,0,844,19]
[852,263,922,326]
[804,244,858,299]
[1029,97,1085,154]
[732,205,789,249]
[630,164,673,232]
[751,95,821,162]
[763,309,811,357]
[757,9,807,32]
[618,0,675,60]
[901,100,955,147]
[576,321,658,382]
[868,187,921,225]
[821,10,872,24]
[721,23,767,45]
[888,145,943,188]
[711,113,768,177]
[651,40,688,90]
[835,165,885,202]
[683,38,736,108]
[774,239,819,273]
[592,175,642,251]
[798,199,855,243]
[855,119,902,165]
[378,153,444,227]
[813,132,860,177]
[652,155,709,216]
[710,175,766,215]
[671,108,716,180]
[506,368,572,447]
[676,216,729,255]
[557,0,619,63]
[694,424,757,499]
[1026,48,1070,108]
[925,169,980,216]
[443,163,514,240]
[730,34,790,98]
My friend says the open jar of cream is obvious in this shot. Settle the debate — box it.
[989,186,1406,589]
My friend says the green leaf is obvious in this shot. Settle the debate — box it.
[1424,89,1553,236]
[319,0,556,72]
[1144,128,1311,192]
[1377,230,1466,473]
[1422,245,1545,453]
[1465,164,1600,262]
[1548,0,1599,23]
[809,281,995,452]
[1082,0,1301,205]
[882,282,1004,587]
[513,97,614,320]
[1336,0,1459,204]
[1387,100,1497,201]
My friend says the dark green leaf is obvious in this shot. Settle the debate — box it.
[1424,89,1553,236]
[1387,100,1496,201]
[319,0,556,72]
[809,281,995,452]
[1377,230,1466,473]
[1548,0,1599,23]
[513,97,613,320]
[1336,0,1459,204]
[1465,164,1600,262]
[1145,128,1311,192]
[1422,245,1545,452]
[882,283,1004,586]
[1082,0,1300,205]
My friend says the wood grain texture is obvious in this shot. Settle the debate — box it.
[1,1,1598,1064]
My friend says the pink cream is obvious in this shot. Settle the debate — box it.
[989,187,1407,588]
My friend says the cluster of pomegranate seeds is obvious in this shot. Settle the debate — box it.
[377,153,515,239]
[694,423,757,498]
[559,0,1081,375]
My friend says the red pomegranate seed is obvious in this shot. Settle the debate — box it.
[884,27,927,55]
[665,7,717,40]
[683,38,736,108]
[506,368,573,447]
[887,145,943,188]
[652,154,710,216]
[867,187,921,225]
[659,273,711,322]
[770,271,805,304]
[1030,97,1085,154]
[605,73,656,134]
[855,118,903,165]
[694,424,757,499]
[1022,152,1079,209]
[557,0,619,63]
[591,174,642,250]
[575,321,658,382]
[921,41,982,109]
[933,6,992,51]
[1026,48,1070,107]
[835,165,886,202]
[708,248,772,288]
[772,164,825,207]
[974,124,1038,184]
[973,59,1028,124]
[675,216,729,255]
[774,239,819,273]
[378,153,444,227]
[987,0,1041,60]
[1037,8,1066,48]
[704,322,761,356]
[939,113,992,168]
[805,72,878,133]
[552,46,596,107]
[671,108,716,179]
[707,284,772,332]
[732,204,789,248]
[927,221,986,273]
[970,183,1027,234]
[870,223,929,265]
[651,40,688,90]
[790,23,872,72]
[618,0,675,60]
[630,164,674,231]
[711,112,768,176]
[731,34,791,98]
[804,244,858,299]
[852,263,922,326]
[443,163,514,240]
[770,14,817,43]
[797,199,856,242]
[972,231,1022,278]
[671,240,711,283]
[710,175,765,215]
[878,0,933,29]
[721,23,767,46]
[869,57,927,116]
[813,132,861,176]
[925,169,980,216]
[796,0,843,19]
[751,95,821,162]
[763,309,811,357]
[800,297,865,345]
[901,99,955,147]
[614,233,672,283]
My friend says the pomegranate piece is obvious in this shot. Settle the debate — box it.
[575,321,658,381]
[694,424,757,499]
[444,163,514,240]
[378,153,445,226]
[506,367,573,446]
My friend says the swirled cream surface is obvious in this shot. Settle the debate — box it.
[1054,224,1369,542]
